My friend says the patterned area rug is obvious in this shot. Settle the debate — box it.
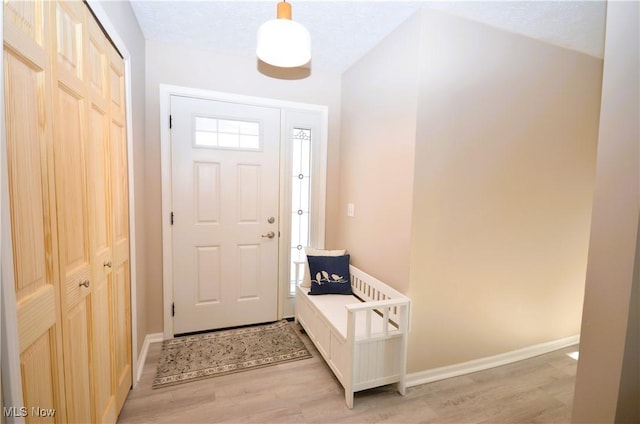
[152,320,312,389]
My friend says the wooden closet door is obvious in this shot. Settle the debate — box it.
[5,1,132,421]
[3,0,67,422]
[86,14,117,424]
[51,2,94,422]
[108,44,132,412]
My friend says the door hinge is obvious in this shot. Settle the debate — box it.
[172,302,175,317]
[170,212,174,225]
[169,114,172,129]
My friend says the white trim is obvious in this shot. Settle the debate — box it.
[136,333,163,383]
[278,111,290,318]
[85,0,140,389]
[160,85,329,114]
[406,335,580,388]
[160,84,328,339]
[160,87,173,340]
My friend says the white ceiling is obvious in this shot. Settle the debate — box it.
[129,0,607,73]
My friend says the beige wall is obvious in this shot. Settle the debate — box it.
[144,40,342,333]
[572,1,640,422]
[408,9,602,372]
[337,13,421,293]
[98,0,147,353]
[337,7,603,374]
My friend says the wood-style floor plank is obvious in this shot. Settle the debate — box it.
[118,325,578,423]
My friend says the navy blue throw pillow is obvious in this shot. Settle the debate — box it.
[307,254,352,295]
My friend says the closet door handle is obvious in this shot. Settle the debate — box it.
[103,261,112,268]
[79,280,90,288]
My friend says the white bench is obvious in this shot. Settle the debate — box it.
[294,263,411,408]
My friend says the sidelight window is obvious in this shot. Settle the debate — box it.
[290,128,312,296]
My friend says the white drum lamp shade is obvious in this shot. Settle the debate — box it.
[257,1,311,68]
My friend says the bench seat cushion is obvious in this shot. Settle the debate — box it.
[299,289,393,339]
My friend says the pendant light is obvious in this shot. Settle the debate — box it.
[256,1,311,68]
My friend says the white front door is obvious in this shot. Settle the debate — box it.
[170,95,280,334]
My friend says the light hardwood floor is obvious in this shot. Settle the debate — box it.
[118,325,578,423]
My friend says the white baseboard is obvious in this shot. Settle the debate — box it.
[136,332,163,383]
[406,335,580,388]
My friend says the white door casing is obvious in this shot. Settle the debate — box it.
[171,96,280,334]
[160,85,328,340]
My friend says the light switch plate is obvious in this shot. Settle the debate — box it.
[347,203,355,217]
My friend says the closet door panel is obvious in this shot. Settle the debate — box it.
[4,51,47,301]
[88,102,117,423]
[4,1,66,420]
[54,1,83,80]
[86,18,110,264]
[111,119,128,257]
[52,2,94,420]
[113,261,131,409]
[111,118,131,410]
[108,50,132,410]
[5,51,64,422]
[54,81,93,423]
[87,15,117,422]
[4,0,44,45]
[91,273,116,423]
[88,103,111,266]
[55,85,90,295]
[62,300,92,423]
[5,2,132,422]
[20,331,58,424]
[110,60,127,260]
